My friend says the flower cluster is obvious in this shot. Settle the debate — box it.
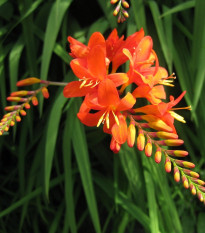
[110,0,129,23]
[0,78,49,135]
[1,29,205,203]
[63,29,205,203]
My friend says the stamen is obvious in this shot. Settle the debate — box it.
[159,80,174,87]
[84,80,93,87]
[112,110,119,125]
[80,80,87,88]
[91,81,100,88]
[106,112,110,129]
[97,111,107,127]
[171,105,192,111]
[169,111,186,123]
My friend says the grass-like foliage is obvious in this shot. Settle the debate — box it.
[0,0,205,232]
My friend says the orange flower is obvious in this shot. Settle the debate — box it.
[63,44,128,98]
[77,79,136,144]
[133,91,187,133]
[68,32,105,58]
[107,28,145,73]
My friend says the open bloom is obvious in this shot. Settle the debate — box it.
[77,79,136,144]
[133,91,188,133]
[63,44,128,98]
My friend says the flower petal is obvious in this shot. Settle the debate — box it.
[70,59,93,80]
[68,36,89,58]
[117,92,136,111]
[87,45,106,80]
[111,115,127,144]
[107,73,129,87]
[63,81,96,98]
[134,36,153,62]
[88,32,105,48]
[77,111,103,127]
[98,79,119,106]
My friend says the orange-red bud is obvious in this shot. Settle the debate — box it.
[165,157,171,173]
[145,141,152,157]
[7,97,26,102]
[110,0,119,4]
[113,5,120,16]
[190,184,196,195]
[198,185,205,192]
[32,96,38,106]
[174,166,180,182]
[182,175,189,189]
[183,169,199,178]
[16,115,21,122]
[164,139,184,146]
[42,87,49,99]
[4,126,9,131]
[148,120,173,132]
[156,131,178,139]
[5,106,16,111]
[10,90,28,97]
[137,131,145,151]
[20,110,27,116]
[155,149,162,163]
[110,137,121,153]
[197,191,204,202]
[122,9,129,18]
[24,103,31,109]
[190,178,205,186]
[122,0,129,8]
[127,123,136,147]
[175,160,195,169]
[10,120,15,126]
[17,77,41,87]
[167,150,188,157]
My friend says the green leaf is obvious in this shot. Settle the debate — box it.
[62,106,77,233]
[72,99,102,233]
[192,0,205,110]
[44,91,67,198]
[160,1,195,18]
[40,0,72,81]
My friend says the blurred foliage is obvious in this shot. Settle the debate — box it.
[0,0,205,232]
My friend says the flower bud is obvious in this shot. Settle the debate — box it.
[127,123,136,147]
[17,77,41,87]
[155,149,162,163]
[182,175,189,189]
[165,157,171,173]
[197,191,204,202]
[167,150,188,157]
[175,160,195,169]
[148,120,173,132]
[122,0,129,8]
[183,169,199,178]
[32,96,38,106]
[137,130,145,151]
[16,115,21,122]
[164,139,184,146]
[20,110,27,116]
[156,131,178,139]
[24,103,31,109]
[7,97,26,102]
[145,140,152,157]
[10,90,28,97]
[110,137,121,153]
[42,87,49,99]
[174,166,180,182]
[190,184,196,195]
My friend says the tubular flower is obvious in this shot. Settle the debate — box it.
[2,28,205,204]
[77,79,136,144]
